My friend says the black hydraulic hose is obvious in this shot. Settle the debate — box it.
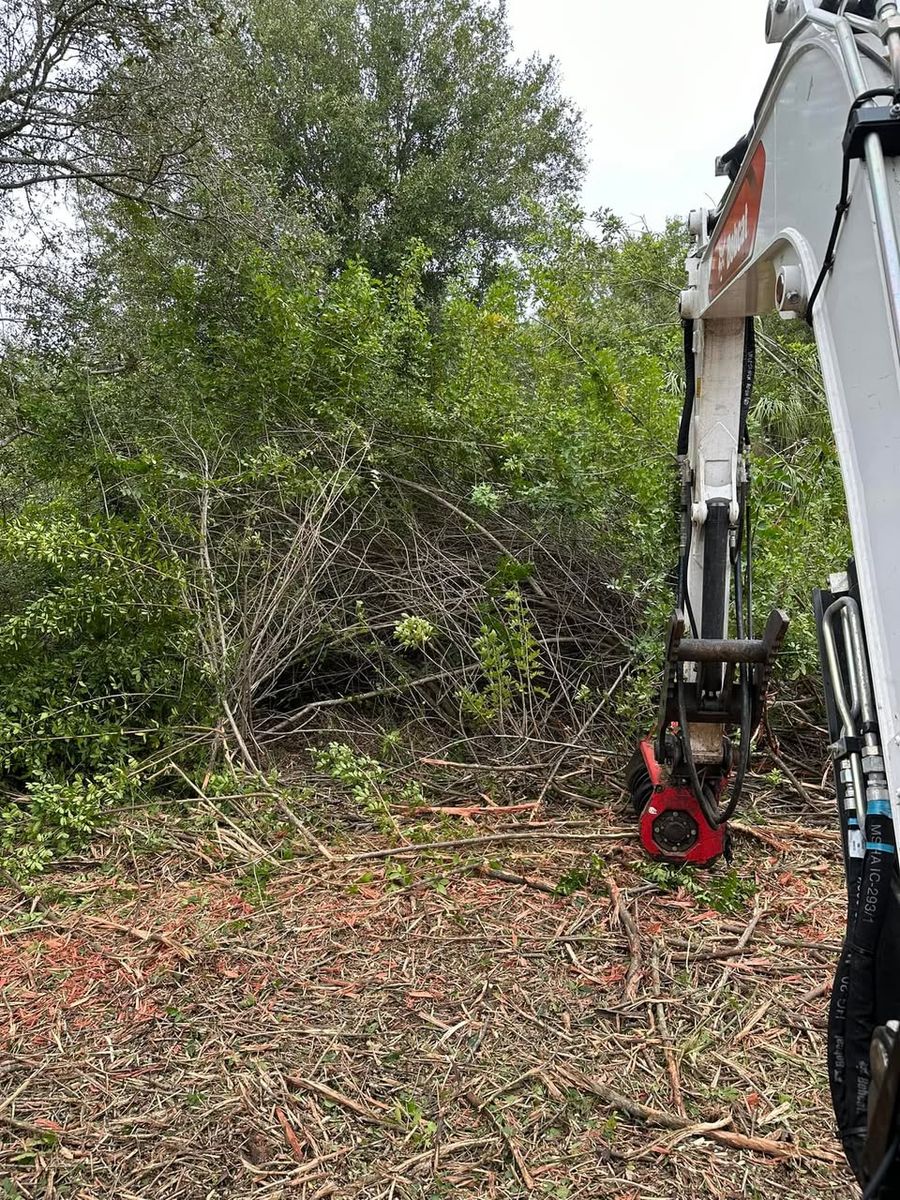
[807,152,852,323]
[740,317,755,447]
[807,90,896,324]
[677,319,700,637]
[721,665,752,822]
[840,805,898,1169]
[719,554,753,825]
[745,488,754,640]
[676,664,722,829]
[864,1138,900,1199]
[681,518,699,639]
[677,320,695,457]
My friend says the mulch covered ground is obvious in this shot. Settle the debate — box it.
[0,789,856,1199]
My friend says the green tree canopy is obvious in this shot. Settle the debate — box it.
[224,0,584,286]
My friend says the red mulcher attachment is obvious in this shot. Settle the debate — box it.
[630,739,728,868]
[630,608,790,870]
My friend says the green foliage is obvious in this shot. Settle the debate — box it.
[0,509,203,778]
[312,742,395,831]
[0,217,850,871]
[312,741,427,831]
[460,586,543,725]
[638,861,758,916]
[394,614,437,651]
[237,859,280,905]
[392,1094,438,1144]
[554,855,607,897]
[385,861,415,890]
[470,483,503,512]
[0,502,208,875]
[1,769,136,876]
[240,0,584,284]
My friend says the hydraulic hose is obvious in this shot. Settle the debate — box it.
[676,664,723,829]
[864,1141,900,1199]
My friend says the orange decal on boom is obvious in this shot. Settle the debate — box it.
[709,143,766,299]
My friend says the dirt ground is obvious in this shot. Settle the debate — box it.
[0,785,857,1200]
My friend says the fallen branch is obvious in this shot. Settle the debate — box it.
[383,473,548,600]
[759,712,818,808]
[287,1075,392,1126]
[475,866,558,895]
[650,940,685,1116]
[734,995,775,1045]
[798,980,831,1005]
[373,1137,494,1184]
[277,801,335,861]
[0,1114,71,1139]
[557,1067,840,1164]
[170,762,280,866]
[733,820,839,846]
[466,1092,535,1190]
[270,668,472,734]
[403,803,539,819]
[627,1117,733,1162]
[275,1107,306,1161]
[730,822,789,853]
[343,829,633,864]
[83,917,193,963]
[609,876,642,1000]
[680,904,765,963]
[530,658,635,816]
[763,744,817,808]
[419,758,556,773]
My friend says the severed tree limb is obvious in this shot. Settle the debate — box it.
[268,668,472,734]
[343,829,633,864]
[730,821,790,852]
[287,1075,392,1126]
[465,1092,534,1190]
[650,940,685,1116]
[382,473,547,600]
[530,657,635,818]
[556,1067,840,1164]
[475,866,558,895]
[681,902,766,963]
[609,875,642,1000]
[82,917,193,963]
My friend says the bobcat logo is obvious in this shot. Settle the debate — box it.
[710,144,766,299]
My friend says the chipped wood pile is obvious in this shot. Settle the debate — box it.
[0,775,854,1199]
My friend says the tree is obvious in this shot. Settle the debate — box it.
[0,0,223,313]
[0,0,583,307]
[0,0,207,208]
[238,0,585,287]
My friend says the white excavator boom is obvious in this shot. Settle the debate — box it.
[640,4,900,1189]
[680,2,900,828]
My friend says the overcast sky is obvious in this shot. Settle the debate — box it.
[506,0,778,230]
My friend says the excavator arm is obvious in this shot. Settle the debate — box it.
[631,2,900,1190]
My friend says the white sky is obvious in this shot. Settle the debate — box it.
[506,0,779,230]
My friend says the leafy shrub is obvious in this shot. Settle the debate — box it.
[459,586,543,726]
[0,506,210,873]
[0,211,849,872]
[1,769,136,876]
[313,741,425,831]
